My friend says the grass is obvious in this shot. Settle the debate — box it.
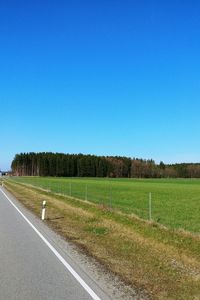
[9,176,200,233]
[3,179,200,299]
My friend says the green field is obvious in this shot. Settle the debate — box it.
[9,176,200,233]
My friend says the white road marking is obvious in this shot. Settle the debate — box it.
[0,188,101,300]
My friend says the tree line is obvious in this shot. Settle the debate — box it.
[11,152,200,178]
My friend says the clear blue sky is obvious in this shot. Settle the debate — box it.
[1,0,200,170]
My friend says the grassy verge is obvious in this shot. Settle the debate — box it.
[3,180,200,299]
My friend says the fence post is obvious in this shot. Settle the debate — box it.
[69,182,71,197]
[149,192,152,221]
[85,184,88,201]
[109,183,112,209]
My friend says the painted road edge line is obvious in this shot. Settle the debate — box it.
[0,188,101,300]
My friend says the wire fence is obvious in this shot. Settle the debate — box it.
[7,176,200,233]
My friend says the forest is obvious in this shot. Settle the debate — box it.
[11,152,200,178]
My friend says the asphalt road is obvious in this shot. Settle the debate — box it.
[0,187,112,300]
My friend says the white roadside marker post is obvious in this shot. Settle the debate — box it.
[41,200,46,221]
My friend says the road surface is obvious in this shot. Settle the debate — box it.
[0,187,112,300]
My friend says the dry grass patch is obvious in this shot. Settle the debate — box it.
[3,180,200,300]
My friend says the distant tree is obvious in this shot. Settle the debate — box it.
[11,152,200,179]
